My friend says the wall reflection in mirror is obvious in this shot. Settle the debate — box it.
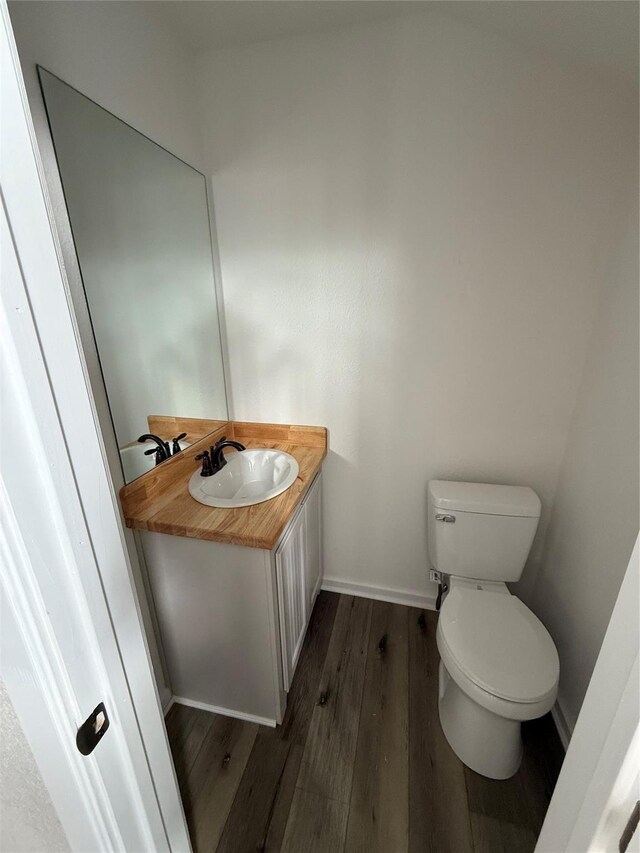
[39,68,228,483]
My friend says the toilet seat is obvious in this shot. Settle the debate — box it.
[438,585,559,705]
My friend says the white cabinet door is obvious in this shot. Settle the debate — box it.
[275,506,308,691]
[304,474,323,612]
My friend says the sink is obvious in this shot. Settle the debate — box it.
[120,440,190,482]
[188,448,299,508]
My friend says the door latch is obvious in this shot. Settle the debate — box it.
[76,702,109,756]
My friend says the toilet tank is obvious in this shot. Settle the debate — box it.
[428,480,541,582]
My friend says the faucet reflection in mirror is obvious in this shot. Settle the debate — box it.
[119,432,191,482]
[38,67,228,484]
[139,432,188,463]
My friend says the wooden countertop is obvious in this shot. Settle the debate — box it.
[119,419,327,550]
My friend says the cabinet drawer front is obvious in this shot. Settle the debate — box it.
[275,472,323,692]
[276,516,307,691]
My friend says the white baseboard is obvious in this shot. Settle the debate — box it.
[551,700,571,751]
[171,695,276,728]
[321,577,437,611]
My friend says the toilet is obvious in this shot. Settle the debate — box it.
[429,480,559,780]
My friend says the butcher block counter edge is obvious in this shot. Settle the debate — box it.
[119,418,327,550]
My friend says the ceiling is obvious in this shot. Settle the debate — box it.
[443,1,638,90]
[154,1,419,52]
[153,0,638,90]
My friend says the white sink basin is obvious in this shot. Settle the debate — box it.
[120,440,190,482]
[188,448,299,508]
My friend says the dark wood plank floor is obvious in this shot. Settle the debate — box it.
[166,592,564,853]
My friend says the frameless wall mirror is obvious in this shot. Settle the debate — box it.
[38,68,228,483]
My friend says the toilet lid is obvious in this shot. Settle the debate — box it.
[438,586,559,703]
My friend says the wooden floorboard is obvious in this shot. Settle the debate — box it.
[166,592,564,853]
[216,591,340,853]
[522,715,565,807]
[293,594,372,804]
[261,744,304,853]
[215,729,293,853]
[166,702,216,789]
[179,714,258,853]
[408,608,474,853]
[464,714,566,853]
[345,601,409,853]
[465,767,539,853]
[278,589,339,746]
[281,789,349,853]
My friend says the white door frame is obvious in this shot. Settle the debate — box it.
[0,4,190,850]
[536,534,639,852]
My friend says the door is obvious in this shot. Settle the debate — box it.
[276,507,308,691]
[535,535,639,852]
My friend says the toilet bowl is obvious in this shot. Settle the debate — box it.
[427,479,560,779]
[436,578,559,779]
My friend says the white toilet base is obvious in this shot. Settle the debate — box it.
[438,660,523,780]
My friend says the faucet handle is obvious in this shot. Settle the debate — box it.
[195,450,214,477]
[171,432,187,455]
[144,445,166,466]
[137,434,170,460]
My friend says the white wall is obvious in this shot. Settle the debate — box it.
[0,683,69,853]
[196,10,636,603]
[530,194,639,735]
[8,1,203,170]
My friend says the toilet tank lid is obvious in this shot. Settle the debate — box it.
[429,480,541,517]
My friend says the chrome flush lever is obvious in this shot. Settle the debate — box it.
[435,513,456,523]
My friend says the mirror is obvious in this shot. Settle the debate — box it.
[38,68,228,483]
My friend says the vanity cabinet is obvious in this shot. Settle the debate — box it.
[276,473,322,690]
[142,472,323,726]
